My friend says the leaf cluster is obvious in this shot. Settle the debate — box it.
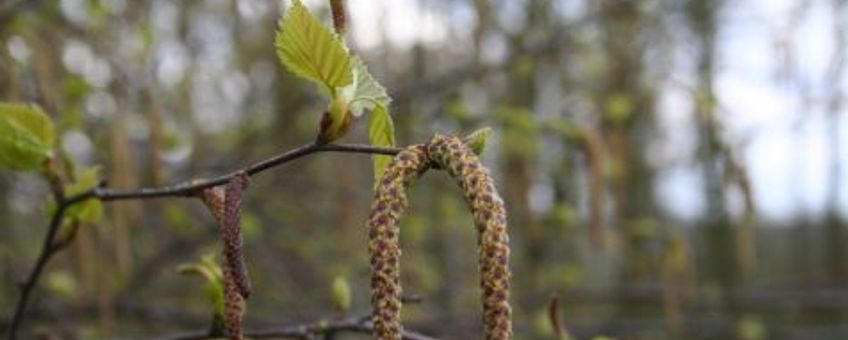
[275,0,394,184]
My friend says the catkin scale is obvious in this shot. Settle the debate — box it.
[367,136,512,340]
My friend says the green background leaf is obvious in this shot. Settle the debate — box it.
[0,103,55,172]
[275,0,352,92]
[178,254,225,315]
[331,275,351,312]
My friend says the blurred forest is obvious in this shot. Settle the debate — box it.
[2,0,848,339]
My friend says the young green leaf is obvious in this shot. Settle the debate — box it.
[338,57,395,183]
[0,121,47,171]
[341,57,391,117]
[0,103,55,172]
[464,126,493,155]
[331,275,352,312]
[368,105,395,184]
[0,103,54,146]
[320,56,392,143]
[178,254,226,316]
[65,166,103,224]
[275,0,352,93]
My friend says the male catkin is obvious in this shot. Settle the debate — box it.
[223,172,251,298]
[368,144,430,339]
[367,136,512,340]
[427,135,512,339]
[201,172,251,340]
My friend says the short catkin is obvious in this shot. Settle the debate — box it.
[367,135,512,340]
[201,172,251,340]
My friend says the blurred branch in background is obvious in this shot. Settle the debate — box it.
[155,315,437,340]
[2,0,848,338]
[0,0,46,21]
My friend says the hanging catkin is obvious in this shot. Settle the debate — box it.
[427,135,512,339]
[201,172,251,340]
[367,135,512,340]
[223,173,251,299]
[368,144,430,339]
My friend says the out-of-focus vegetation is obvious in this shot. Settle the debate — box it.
[1,0,847,339]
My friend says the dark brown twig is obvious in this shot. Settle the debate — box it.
[74,142,401,203]
[7,203,69,340]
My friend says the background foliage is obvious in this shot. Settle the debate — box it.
[1,0,847,339]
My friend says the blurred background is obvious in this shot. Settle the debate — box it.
[1,0,847,338]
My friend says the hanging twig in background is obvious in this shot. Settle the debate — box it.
[548,294,573,340]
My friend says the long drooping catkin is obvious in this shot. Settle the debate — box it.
[368,144,430,339]
[201,172,251,340]
[367,136,512,340]
[426,135,512,339]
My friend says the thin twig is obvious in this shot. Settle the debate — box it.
[154,315,437,340]
[7,204,69,340]
[72,142,401,203]
[7,142,401,339]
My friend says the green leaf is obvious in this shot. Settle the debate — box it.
[604,93,633,125]
[0,121,47,171]
[65,166,103,224]
[339,56,395,183]
[323,56,392,143]
[178,254,225,315]
[463,127,492,155]
[45,271,78,300]
[341,57,391,117]
[0,103,55,172]
[331,275,351,312]
[0,103,54,145]
[275,0,352,92]
[368,105,395,185]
